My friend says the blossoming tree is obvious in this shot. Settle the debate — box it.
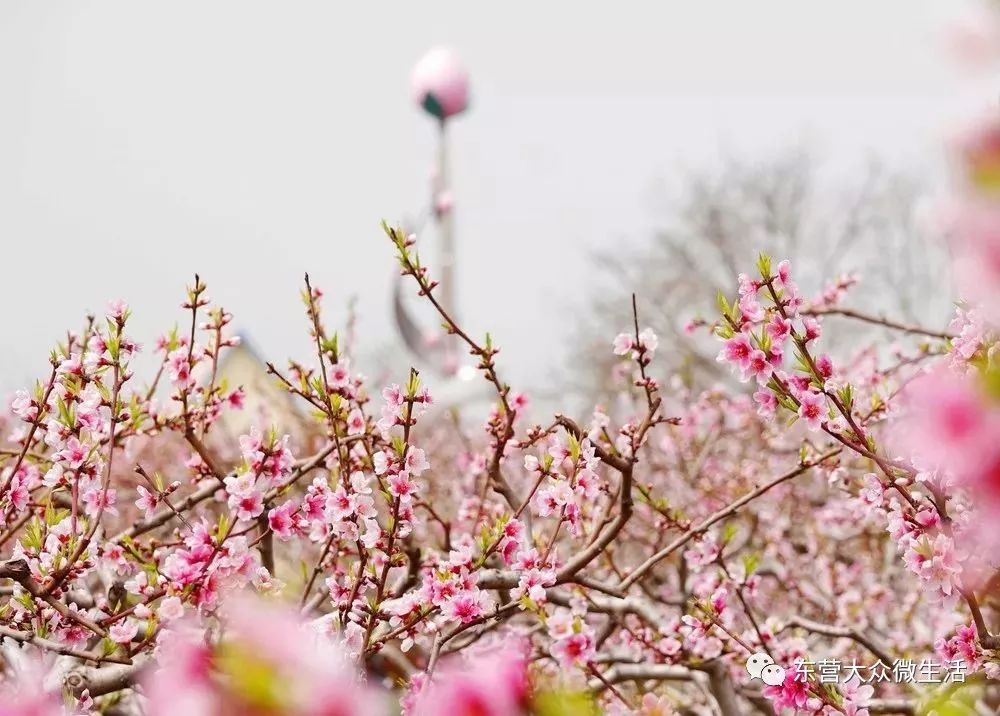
[4,14,1000,716]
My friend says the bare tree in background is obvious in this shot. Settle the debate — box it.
[571,149,953,401]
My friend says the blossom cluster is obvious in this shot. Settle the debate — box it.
[0,226,997,716]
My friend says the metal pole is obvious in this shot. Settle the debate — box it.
[437,119,457,366]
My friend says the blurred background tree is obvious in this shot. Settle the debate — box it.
[568,148,953,403]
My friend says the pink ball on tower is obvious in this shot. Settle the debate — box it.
[410,47,470,121]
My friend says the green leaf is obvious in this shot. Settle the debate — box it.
[322,333,339,358]
[566,433,581,462]
[837,384,854,411]
[720,522,738,545]
[216,514,231,542]
[756,252,772,279]
[917,681,981,716]
[406,369,421,397]
[716,290,731,318]
[215,642,288,709]
[714,324,735,340]
[534,690,600,716]
[981,359,1000,401]
[756,328,771,353]
[23,517,43,551]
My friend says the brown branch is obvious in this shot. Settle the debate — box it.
[0,559,112,642]
[64,658,149,697]
[0,363,58,500]
[0,625,130,666]
[116,441,339,543]
[257,514,274,574]
[784,614,896,667]
[620,448,842,589]
[554,398,662,584]
[803,306,954,341]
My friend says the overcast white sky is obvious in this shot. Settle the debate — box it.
[0,1,985,395]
